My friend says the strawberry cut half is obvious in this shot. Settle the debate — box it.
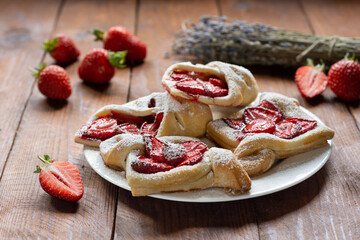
[244,119,276,134]
[81,118,118,141]
[119,123,140,134]
[295,60,328,99]
[244,107,283,124]
[35,155,84,202]
[131,156,174,174]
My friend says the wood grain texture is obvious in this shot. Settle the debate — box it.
[221,0,360,239]
[0,0,61,176]
[0,0,136,238]
[116,0,259,239]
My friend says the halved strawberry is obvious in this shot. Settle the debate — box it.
[244,107,283,124]
[34,155,84,202]
[295,59,328,99]
[174,79,206,95]
[81,118,118,141]
[131,156,173,174]
[118,123,140,134]
[244,119,276,134]
[223,117,246,130]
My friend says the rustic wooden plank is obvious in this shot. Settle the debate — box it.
[0,0,61,175]
[221,0,360,239]
[300,0,360,134]
[115,0,260,239]
[0,0,136,238]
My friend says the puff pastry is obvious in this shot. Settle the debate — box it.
[75,92,213,147]
[99,134,251,196]
[162,61,258,107]
[207,92,335,176]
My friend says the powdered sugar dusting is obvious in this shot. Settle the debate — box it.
[163,143,186,161]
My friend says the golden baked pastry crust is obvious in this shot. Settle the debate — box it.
[162,61,258,107]
[75,92,213,147]
[207,92,335,176]
[100,135,251,196]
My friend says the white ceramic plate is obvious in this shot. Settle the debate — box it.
[83,106,332,202]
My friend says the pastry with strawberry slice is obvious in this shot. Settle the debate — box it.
[328,56,360,101]
[92,26,146,62]
[75,92,212,147]
[295,59,328,99]
[78,48,127,84]
[99,134,251,196]
[32,64,72,100]
[207,92,334,176]
[162,61,258,107]
[43,34,80,64]
[34,155,84,202]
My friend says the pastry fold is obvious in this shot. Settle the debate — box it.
[162,61,258,107]
[100,135,251,196]
[207,92,335,176]
[75,92,212,147]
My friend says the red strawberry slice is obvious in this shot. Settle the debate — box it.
[244,119,276,134]
[110,111,147,125]
[144,136,165,162]
[181,141,207,159]
[295,60,328,99]
[202,81,229,97]
[223,117,246,130]
[82,118,118,141]
[209,78,227,88]
[175,79,206,95]
[293,118,317,135]
[273,118,301,139]
[178,154,204,167]
[140,112,163,136]
[118,123,140,134]
[163,143,187,166]
[259,99,281,113]
[170,72,192,81]
[131,156,173,174]
[34,155,84,202]
[244,107,283,124]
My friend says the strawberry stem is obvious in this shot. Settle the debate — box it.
[306,58,325,72]
[43,37,59,53]
[92,29,105,41]
[31,63,47,78]
[34,155,52,173]
[107,50,127,68]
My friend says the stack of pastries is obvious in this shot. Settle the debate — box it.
[75,61,334,196]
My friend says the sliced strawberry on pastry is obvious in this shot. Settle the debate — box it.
[175,79,207,96]
[209,78,227,88]
[110,111,149,125]
[131,156,174,174]
[202,81,229,97]
[177,154,203,167]
[140,112,164,136]
[259,99,282,113]
[296,118,317,135]
[223,117,246,130]
[144,136,165,162]
[274,118,317,139]
[244,107,283,124]
[81,118,118,141]
[244,119,276,134]
[119,123,140,134]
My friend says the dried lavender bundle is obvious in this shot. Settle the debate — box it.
[172,16,360,67]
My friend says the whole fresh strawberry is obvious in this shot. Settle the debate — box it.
[328,56,360,101]
[92,26,146,61]
[43,34,80,64]
[78,48,126,84]
[33,64,72,100]
[34,155,84,202]
[295,59,328,98]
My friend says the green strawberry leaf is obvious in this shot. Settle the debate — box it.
[108,50,127,69]
[92,29,105,41]
[43,38,60,53]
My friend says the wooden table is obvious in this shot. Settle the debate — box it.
[0,0,359,239]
